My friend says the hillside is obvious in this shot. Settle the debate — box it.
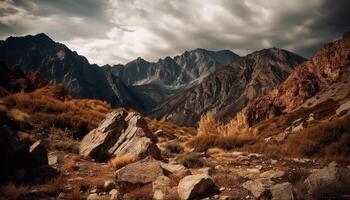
[152,48,305,126]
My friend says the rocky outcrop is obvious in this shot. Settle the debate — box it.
[152,48,305,126]
[233,33,350,128]
[177,174,217,200]
[305,162,350,200]
[80,110,160,161]
[115,156,164,193]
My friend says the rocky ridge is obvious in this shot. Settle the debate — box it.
[152,48,305,126]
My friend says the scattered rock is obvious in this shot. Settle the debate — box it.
[336,100,350,115]
[103,180,115,192]
[242,180,266,198]
[109,189,120,200]
[48,154,58,166]
[177,174,217,200]
[80,110,161,161]
[29,140,48,166]
[269,182,294,200]
[260,170,285,179]
[161,163,186,174]
[305,162,350,199]
[115,156,163,193]
[153,176,176,200]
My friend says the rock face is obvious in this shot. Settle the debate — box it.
[107,49,239,110]
[233,33,350,128]
[305,162,350,199]
[0,33,144,110]
[152,48,305,126]
[152,176,175,200]
[115,157,164,192]
[80,110,160,161]
[177,174,217,200]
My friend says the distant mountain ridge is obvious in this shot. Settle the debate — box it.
[105,48,239,108]
[0,33,239,112]
[151,48,306,126]
[0,33,144,110]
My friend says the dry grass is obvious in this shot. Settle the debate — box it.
[1,90,111,138]
[7,108,30,122]
[147,117,197,138]
[188,134,255,152]
[62,156,80,172]
[188,112,255,151]
[0,183,30,199]
[50,138,80,153]
[109,155,138,170]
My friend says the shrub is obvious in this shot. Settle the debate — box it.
[198,112,219,136]
[109,155,138,170]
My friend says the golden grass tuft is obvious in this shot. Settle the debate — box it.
[7,108,30,122]
[109,155,138,170]
[1,90,111,138]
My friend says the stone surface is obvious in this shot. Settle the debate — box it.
[177,174,216,200]
[305,162,350,199]
[80,110,160,161]
[109,189,120,200]
[115,156,164,192]
[152,176,175,200]
[260,170,285,179]
[242,180,266,198]
[269,182,294,200]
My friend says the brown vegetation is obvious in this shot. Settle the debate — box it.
[109,155,138,170]
[1,88,111,138]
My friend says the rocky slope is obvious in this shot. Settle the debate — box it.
[0,34,144,110]
[152,48,306,126]
[106,49,239,109]
[233,32,350,129]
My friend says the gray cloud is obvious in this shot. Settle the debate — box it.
[0,0,349,65]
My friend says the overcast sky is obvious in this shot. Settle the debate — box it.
[0,0,349,65]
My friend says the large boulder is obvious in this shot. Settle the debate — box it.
[115,156,164,193]
[177,174,217,200]
[80,110,161,161]
[304,162,350,199]
[153,176,177,200]
[269,182,294,200]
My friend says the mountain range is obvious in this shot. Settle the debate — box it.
[0,34,239,113]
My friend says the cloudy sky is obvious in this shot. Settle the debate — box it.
[0,0,349,65]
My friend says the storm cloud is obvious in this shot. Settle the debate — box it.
[0,0,349,65]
